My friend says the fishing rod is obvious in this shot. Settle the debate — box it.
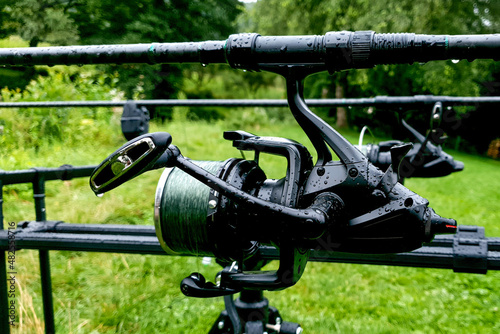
[0,31,499,73]
[1,95,500,108]
[7,29,500,293]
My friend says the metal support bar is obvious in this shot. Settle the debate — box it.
[0,165,95,332]
[0,178,10,333]
[0,251,8,333]
[0,166,96,186]
[453,225,488,274]
[17,221,157,236]
[0,223,499,272]
[1,96,500,109]
[0,230,165,255]
[32,171,55,334]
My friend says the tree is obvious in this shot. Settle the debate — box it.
[246,0,500,131]
[0,0,80,90]
[0,0,243,112]
[67,0,243,108]
[0,0,79,47]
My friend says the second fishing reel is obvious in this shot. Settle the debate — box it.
[360,102,464,181]
[89,68,457,298]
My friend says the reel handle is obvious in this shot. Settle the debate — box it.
[181,273,240,298]
[90,131,332,235]
[90,132,172,194]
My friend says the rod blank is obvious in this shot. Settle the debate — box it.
[1,96,500,109]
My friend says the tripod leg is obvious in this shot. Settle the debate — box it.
[267,306,303,334]
[208,291,302,334]
[224,294,242,333]
[245,321,264,334]
[208,294,242,334]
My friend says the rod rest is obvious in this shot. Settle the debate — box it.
[1,222,498,274]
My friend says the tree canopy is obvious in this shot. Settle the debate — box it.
[0,0,243,101]
[244,0,500,141]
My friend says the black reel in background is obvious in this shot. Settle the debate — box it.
[361,103,464,182]
[121,101,150,141]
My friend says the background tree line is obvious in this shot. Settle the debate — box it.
[0,0,242,102]
[0,0,499,153]
[243,0,500,153]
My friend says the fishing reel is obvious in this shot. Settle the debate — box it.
[120,101,150,140]
[360,102,464,180]
[89,69,457,298]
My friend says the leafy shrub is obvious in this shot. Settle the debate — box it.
[0,66,123,169]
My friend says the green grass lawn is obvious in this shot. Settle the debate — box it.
[2,118,500,333]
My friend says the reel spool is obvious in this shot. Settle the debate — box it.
[154,132,317,264]
[154,158,265,262]
[154,160,227,257]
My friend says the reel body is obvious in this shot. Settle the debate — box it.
[154,134,318,269]
[153,129,454,264]
[90,105,457,295]
[89,58,457,297]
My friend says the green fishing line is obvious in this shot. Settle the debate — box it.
[155,160,224,256]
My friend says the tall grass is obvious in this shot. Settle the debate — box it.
[2,116,500,333]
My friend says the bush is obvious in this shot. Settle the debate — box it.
[0,66,123,169]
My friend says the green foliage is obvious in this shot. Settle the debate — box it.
[246,0,495,36]
[0,0,243,106]
[3,120,500,333]
[0,66,122,169]
[0,0,79,47]
[65,0,243,101]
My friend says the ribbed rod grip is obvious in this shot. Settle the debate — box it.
[371,33,500,65]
